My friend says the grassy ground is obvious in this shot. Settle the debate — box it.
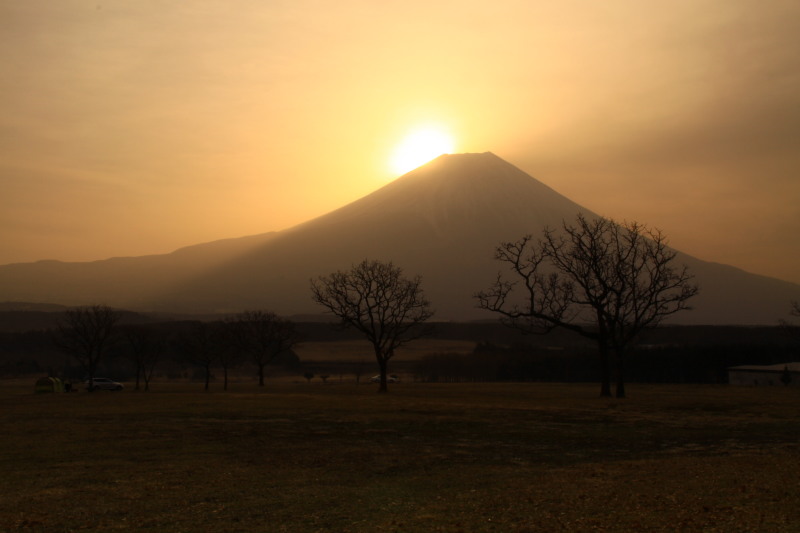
[1,380,798,532]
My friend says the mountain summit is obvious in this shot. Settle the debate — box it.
[0,152,797,323]
[283,152,591,256]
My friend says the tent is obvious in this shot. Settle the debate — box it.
[34,376,64,393]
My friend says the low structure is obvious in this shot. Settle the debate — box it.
[728,362,800,387]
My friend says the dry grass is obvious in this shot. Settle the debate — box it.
[1,380,798,532]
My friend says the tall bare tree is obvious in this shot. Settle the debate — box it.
[226,310,299,387]
[476,214,698,398]
[176,321,223,391]
[310,259,434,392]
[54,305,121,391]
[122,325,165,391]
[215,336,244,391]
[778,301,800,340]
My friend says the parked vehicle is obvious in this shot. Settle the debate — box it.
[85,377,124,391]
[369,374,399,383]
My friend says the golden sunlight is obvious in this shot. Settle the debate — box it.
[389,126,455,175]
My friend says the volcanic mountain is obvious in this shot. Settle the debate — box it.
[1,152,797,324]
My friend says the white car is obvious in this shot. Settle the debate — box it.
[85,377,124,391]
[369,374,399,383]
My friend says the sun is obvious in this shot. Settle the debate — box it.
[390,126,455,175]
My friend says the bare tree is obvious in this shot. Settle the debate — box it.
[310,259,434,392]
[54,305,122,392]
[778,301,800,340]
[476,214,698,398]
[226,310,299,387]
[122,325,165,391]
[353,357,367,384]
[176,321,222,391]
[215,340,243,391]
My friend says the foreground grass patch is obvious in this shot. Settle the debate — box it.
[1,382,798,532]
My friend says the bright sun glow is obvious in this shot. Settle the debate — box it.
[390,126,455,175]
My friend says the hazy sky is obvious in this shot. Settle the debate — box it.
[2,1,799,285]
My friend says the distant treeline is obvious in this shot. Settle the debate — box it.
[0,311,797,384]
[412,341,798,384]
[0,319,301,382]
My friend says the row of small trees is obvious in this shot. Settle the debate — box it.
[54,213,706,397]
[54,308,299,391]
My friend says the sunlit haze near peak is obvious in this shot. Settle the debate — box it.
[1,1,799,285]
[390,126,455,176]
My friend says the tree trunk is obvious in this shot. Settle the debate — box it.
[223,366,229,391]
[614,348,626,398]
[377,357,388,393]
[204,364,210,391]
[86,353,99,392]
[144,363,154,391]
[258,363,265,387]
[597,342,612,397]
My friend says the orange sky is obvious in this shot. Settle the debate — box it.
[2,1,799,285]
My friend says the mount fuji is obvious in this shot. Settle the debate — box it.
[1,152,797,324]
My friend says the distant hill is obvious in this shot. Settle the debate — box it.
[0,152,797,324]
[0,302,68,312]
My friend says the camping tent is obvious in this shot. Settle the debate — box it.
[34,376,64,393]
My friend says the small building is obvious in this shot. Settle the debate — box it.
[728,362,800,387]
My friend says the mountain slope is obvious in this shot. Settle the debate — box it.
[150,152,596,317]
[0,152,797,324]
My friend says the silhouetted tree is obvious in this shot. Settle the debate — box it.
[476,214,698,398]
[122,325,165,391]
[779,301,800,341]
[227,310,299,387]
[176,322,223,391]
[780,365,792,386]
[216,334,244,391]
[353,357,367,384]
[53,305,121,391]
[310,259,434,392]
[303,371,314,383]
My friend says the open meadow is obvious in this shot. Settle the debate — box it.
[1,380,798,532]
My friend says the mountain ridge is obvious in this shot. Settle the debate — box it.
[1,152,797,324]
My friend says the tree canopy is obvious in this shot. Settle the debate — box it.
[477,214,698,397]
[54,304,121,391]
[311,259,434,392]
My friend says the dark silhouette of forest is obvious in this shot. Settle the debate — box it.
[1,309,796,384]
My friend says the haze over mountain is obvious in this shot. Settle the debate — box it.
[1,153,797,324]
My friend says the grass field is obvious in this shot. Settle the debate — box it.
[1,380,798,532]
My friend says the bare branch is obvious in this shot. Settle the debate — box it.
[311,259,434,392]
[225,310,300,387]
[53,305,122,391]
[476,213,699,398]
